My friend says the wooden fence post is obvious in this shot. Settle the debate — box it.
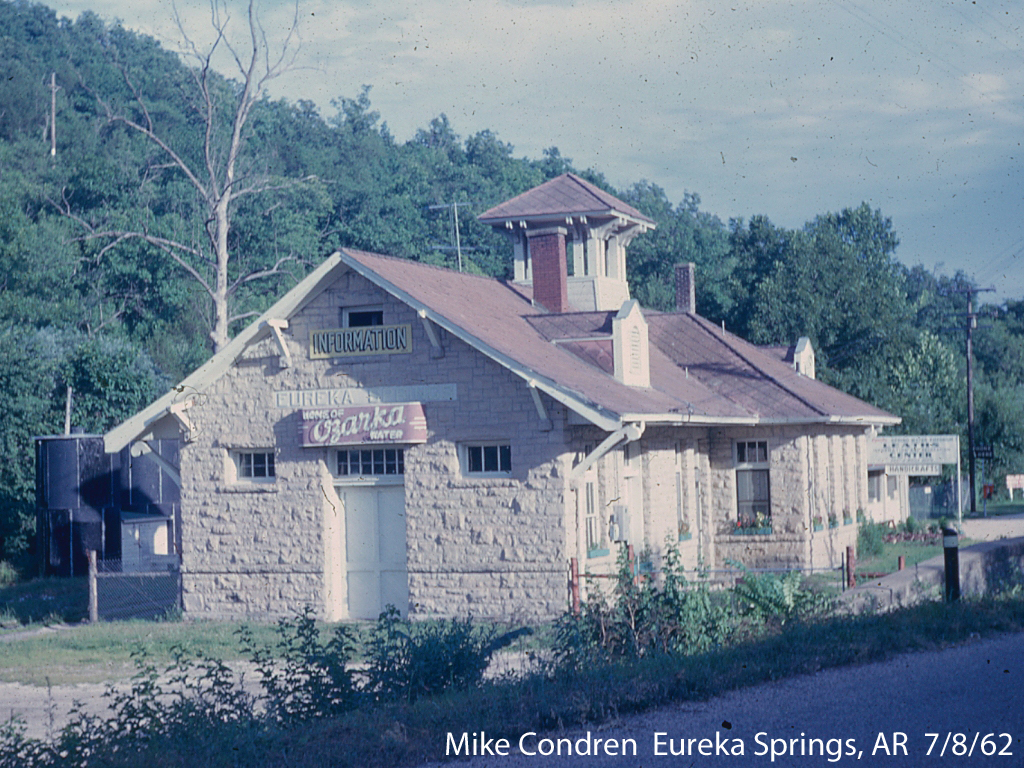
[88,550,98,623]
[846,545,856,589]
[569,557,580,615]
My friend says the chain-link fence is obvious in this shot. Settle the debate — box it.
[92,557,181,620]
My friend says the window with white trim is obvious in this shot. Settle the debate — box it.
[735,440,770,529]
[236,451,275,481]
[463,443,512,476]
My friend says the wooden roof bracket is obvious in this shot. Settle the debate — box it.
[418,309,444,358]
[129,440,182,488]
[527,379,553,431]
[569,421,646,486]
[263,318,292,368]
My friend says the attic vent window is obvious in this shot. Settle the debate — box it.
[341,306,384,327]
[630,326,642,373]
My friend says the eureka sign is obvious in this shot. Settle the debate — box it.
[299,402,427,447]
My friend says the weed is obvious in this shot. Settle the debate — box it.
[239,606,359,722]
[0,562,17,589]
[553,542,732,666]
[363,606,530,701]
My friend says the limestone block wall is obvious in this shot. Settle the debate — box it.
[401,340,572,621]
[176,269,573,621]
[705,425,870,571]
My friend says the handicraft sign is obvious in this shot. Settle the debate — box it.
[299,402,427,446]
[309,324,412,359]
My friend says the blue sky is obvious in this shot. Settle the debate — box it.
[46,0,1024,301]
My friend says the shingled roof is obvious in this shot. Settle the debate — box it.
[341,250,898,427]
[477,173,655,227]
[106,249,898,452]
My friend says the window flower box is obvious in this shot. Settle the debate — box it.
[586,547,610,559]
[734,526,773,536]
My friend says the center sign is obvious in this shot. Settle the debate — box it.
[299,402,427,447]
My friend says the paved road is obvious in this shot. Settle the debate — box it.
[426,632,1024,768]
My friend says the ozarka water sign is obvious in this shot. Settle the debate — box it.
[299,402,427,446]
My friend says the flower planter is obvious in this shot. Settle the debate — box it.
[734,527,773,536]
[678,532,692,541]
[843,517,854,526]
[812,523,824,532]
[586,547,610,559]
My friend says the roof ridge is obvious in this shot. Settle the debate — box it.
[341,248,516,286]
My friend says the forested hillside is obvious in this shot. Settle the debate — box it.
[1,0,1021,564]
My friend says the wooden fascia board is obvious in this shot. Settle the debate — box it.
[105,254,349,453]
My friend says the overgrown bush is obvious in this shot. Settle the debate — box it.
[730,565,835,625]
[238,606,359,722]
[363,606,531,701]
[858,520,888,558]
[0,561,17,588]
[553,543,732,667]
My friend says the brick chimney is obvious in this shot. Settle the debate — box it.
[674,262,696,313]
[527,227,570,313]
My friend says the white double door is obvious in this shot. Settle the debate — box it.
[338,484,409,619]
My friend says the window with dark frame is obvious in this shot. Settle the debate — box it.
[465,444,512,475]
[340,306,384,327]
[337,448,405,476]
[735,440,770,529]
[238,451,275,480]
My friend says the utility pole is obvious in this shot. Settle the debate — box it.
[427,201,473,271]
[958,286,994,515]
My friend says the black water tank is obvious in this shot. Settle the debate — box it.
[35,434,116,576]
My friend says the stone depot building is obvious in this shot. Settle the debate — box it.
[102,174,901,621]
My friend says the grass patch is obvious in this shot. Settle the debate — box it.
[0,620,285,685]
[854,539,947,578]
[973,500,1024,517]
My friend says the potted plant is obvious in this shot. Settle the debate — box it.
[678,520,692,541]
[828,513,839,529]
[735,511,772,535]
[812,515,824,532]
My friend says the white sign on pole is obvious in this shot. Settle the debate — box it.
[869,435,960,467]
[884,464,941,476]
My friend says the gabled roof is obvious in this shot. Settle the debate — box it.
[477,173,655,227]
[106,249,898,452]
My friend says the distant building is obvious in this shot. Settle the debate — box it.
[94,173,900,620]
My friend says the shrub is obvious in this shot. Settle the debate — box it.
[363,606,531,701]
[858,520,888,558]
[730,565,835,626]
[0,562,17,589]
[238,606,359,722]
[553,542,733,667]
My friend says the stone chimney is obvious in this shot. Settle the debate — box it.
[527,227,570,313]
[674,262,696,313]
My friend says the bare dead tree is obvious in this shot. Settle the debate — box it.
[60,0,305,352]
